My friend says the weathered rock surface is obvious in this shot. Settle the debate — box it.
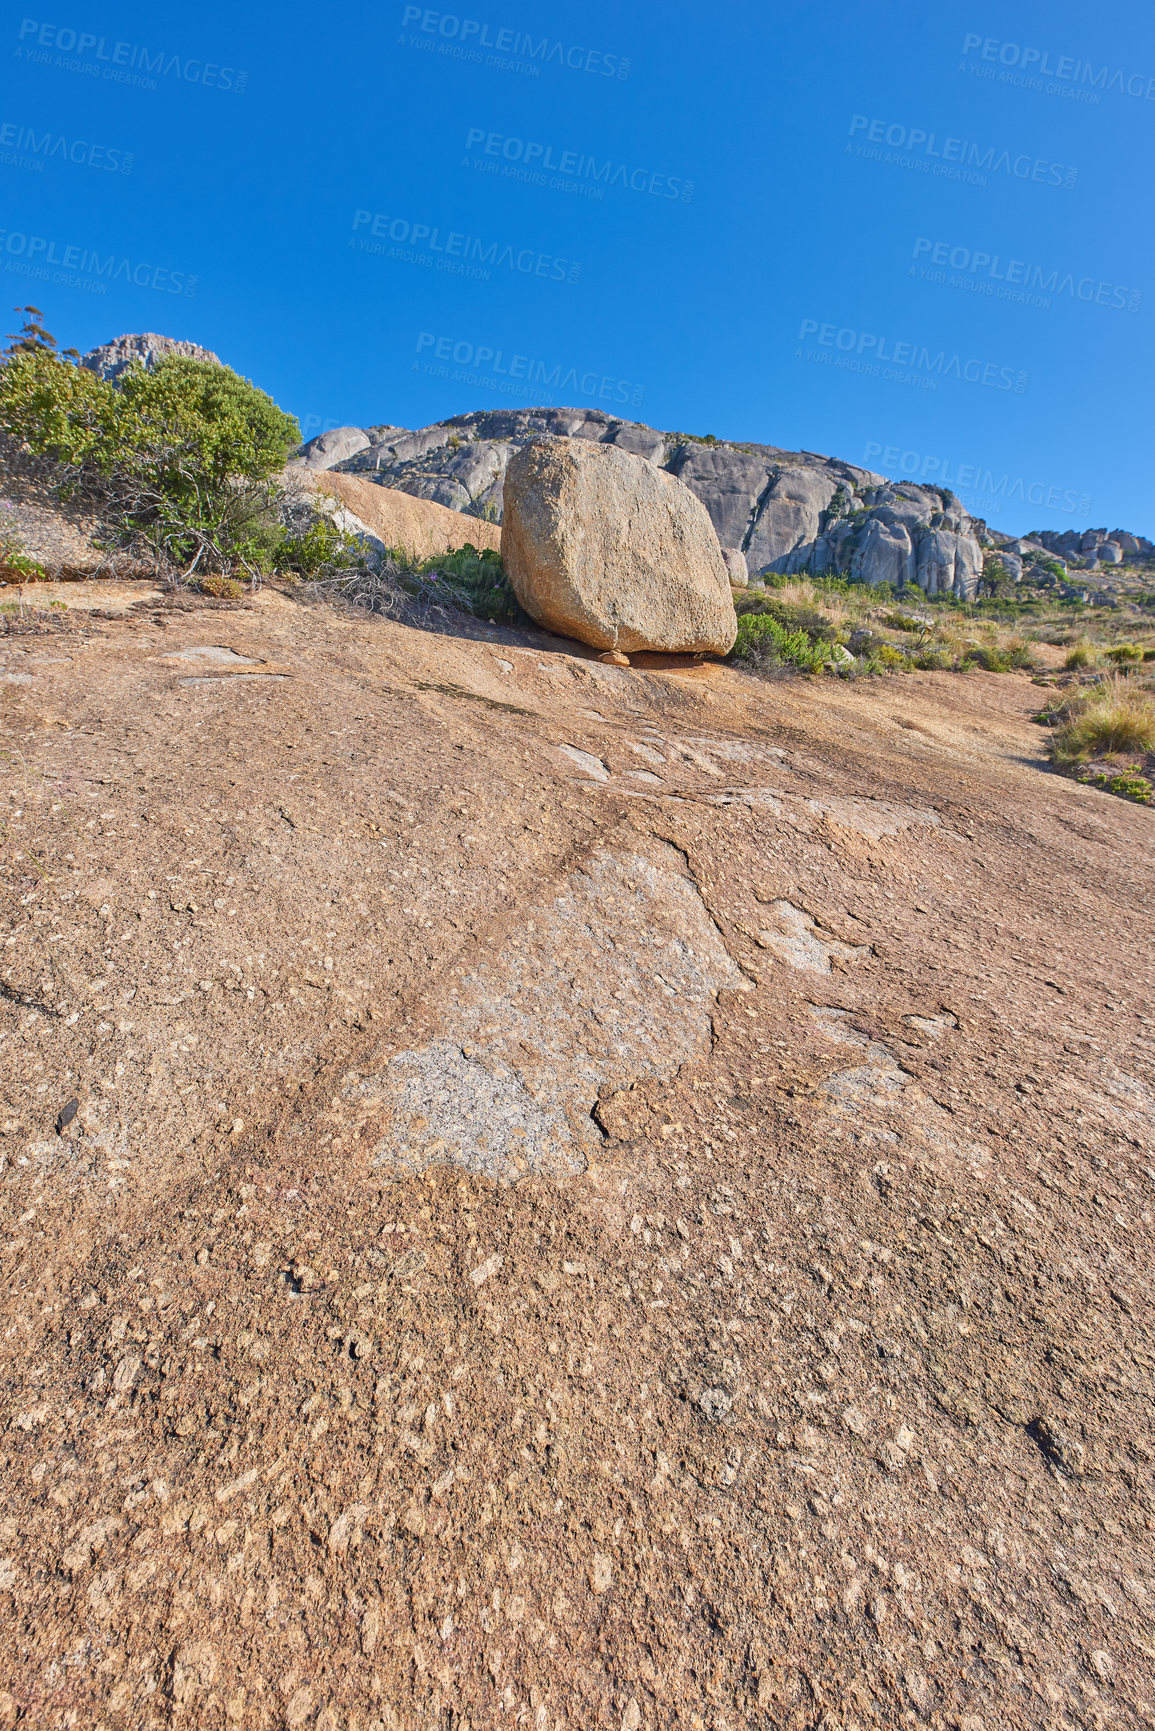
[501,438,737,653]
[329,407,984,597]
[291,426,372,470]
[80,332,221,380]
[286,467,501,561]
[3,588,1155,1731]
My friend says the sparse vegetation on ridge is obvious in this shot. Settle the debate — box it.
[0,313,300,584]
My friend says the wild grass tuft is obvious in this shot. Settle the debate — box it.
[1048,676,1155,765]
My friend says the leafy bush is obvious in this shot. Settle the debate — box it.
[417,543,523,624]
[871,642,911,671]
[735,590,838,643]
[730,612,829,675]
[1104,642,1142,665]
[0,345,300,580]
[275,512,366,579]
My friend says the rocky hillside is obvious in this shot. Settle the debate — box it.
[296,408,986,599]
[51,335,1153,596]
[2,576,1153,1730]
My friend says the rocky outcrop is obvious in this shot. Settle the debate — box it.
[291,426,372,470]
[501,439,736,654]
[80,332,221,380]
[327,408,983,598]
[1029,526,1153,568]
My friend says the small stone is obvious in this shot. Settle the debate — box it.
[698,1387,732,1423]
[599,651,630,667]
[589,1553,613,1594]
[112,1353,141,1394]
[56,1097,79,1134]
[1088,1649,1114,1682]
[621,1700,642,1730]
[285,1686,314,1727]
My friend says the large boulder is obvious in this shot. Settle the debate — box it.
[501,439,736,655]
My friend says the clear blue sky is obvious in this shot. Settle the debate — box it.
[4,0,1153,536]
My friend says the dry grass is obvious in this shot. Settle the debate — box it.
[1049,675,1155,764]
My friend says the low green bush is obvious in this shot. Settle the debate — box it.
[196,574,244,600]
[1079,766,1153,803]
[734,591,837,643]
[417,543,523,624]
[275,514,365,579]
[730,612,829,675]
[1049,678,1155,765]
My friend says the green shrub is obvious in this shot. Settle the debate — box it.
[196,574,244,600]
[734,591,837,643]
[275,513,364,579]
[730,612,829,675]
[912,648,953,670]
[872,642,911,671]
[0,346,300,581]
[1079,766,1154,803]
[961,644,1014,672]
[1104,642,1142,665]
[417,543,524,624]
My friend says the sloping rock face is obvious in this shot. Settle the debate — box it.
[501,438,737,653]
[80,332,221,380]
[285,468,501,561]
[331,408,983,597]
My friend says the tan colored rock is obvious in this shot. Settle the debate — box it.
[287,468,501,562]
[500,438,737,654]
